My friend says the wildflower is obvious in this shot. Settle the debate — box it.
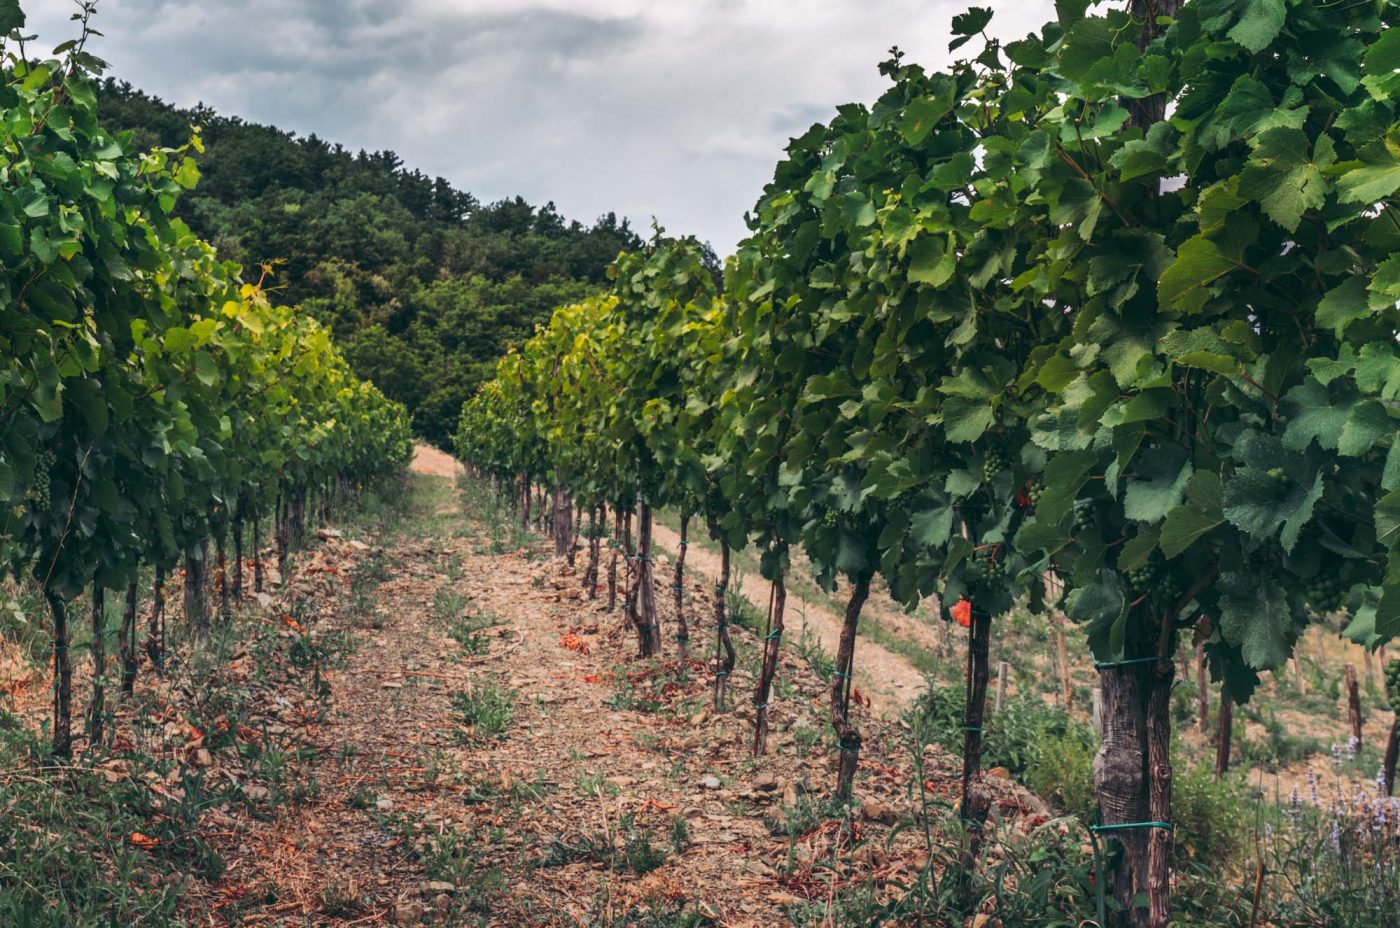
[1347,736,1359,761]
[1332,742,1342,766]
[1329,820,1341,854]
[1309,771,1319,805]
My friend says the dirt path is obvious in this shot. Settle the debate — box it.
[650,523,927,714]
[411,445,463,479]
[184,471,1046,927]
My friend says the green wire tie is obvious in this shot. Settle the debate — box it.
[714,584,726,595]
[714,669,730,677]
[753,701,769,710]
[962,726,982,733]
[679,540,688,548]
[1093,656,1159,670]
[831,670,851,680]
[1089,821,1174,833]
[764,631,783,641]
[839,744,859,755]
[1087,817,1174,928]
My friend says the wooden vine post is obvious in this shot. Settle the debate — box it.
[1345,664,1364,750]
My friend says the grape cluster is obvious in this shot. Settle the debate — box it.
[1025,481,1043,507]
[1266,467,1291,491]
[1302,574,1344,614]
[1123,556,1183,601]
[23,449,55,510]
[982,448,1008,483]
[964,551,1007,587]
[822,510,840,529]
[1072,501,1094,534]
[1384,659,1400,709]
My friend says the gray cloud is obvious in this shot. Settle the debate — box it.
[26,0,1055,253]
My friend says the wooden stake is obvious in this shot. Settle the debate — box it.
[1345,663,1363,750]
[1196,641,1209,736]
[1214,684,1233,779]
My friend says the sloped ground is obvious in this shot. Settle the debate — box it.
[0,467,1060,928]
[204,473,1058,926]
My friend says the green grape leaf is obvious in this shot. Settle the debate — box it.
[1122,446,1191,523]
[1160,470,1225,559]
[1227,0,1285,54]
[1218,570,1294,669]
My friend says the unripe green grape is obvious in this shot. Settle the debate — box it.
[982,448,1008,483]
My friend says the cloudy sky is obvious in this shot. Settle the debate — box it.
[28,0,1055,254]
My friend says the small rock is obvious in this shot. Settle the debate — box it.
[689,709,709,726]
[192,748,213,768]
[243,785,269,802]
[432,893,452,914]
[986,767,1011,780]
[744,860,776,877]
[254,592,274,608]
[392,901,425,925]
[768,891,801,906]
[860,798,896,825]
[349,539,369,551]
[700,775,722,790]
[421,881,455,895]
[752,771,779,792]
[376,798,395,812]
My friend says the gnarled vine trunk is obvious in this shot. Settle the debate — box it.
[552,485,572,558]
[1096,658,1150,926]
[217,533,230,624]
[120,580,139,695]
[632,501,660,657]
[232,518,244,601]
[584,504,602,598]
[252,517,264,594]
[956,606,994,900]
[607,506,621,611]
[752,570,786,756]
[147,565,166,668]
[88,583,106,746]
[713,539,735,711]
[186,547,209,636]
[831,575,871,800]
[46,591,73,758]
[674,512,690,666]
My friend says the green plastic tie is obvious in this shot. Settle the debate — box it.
[714,669,730,677]
[1093,656,1159,670]
[1089,821,1174,833]
[962,726,982,733]
[753,701,769,711]
[764,631,783,641]
[831,670,851,680]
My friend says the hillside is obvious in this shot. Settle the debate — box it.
[97,80,645,446]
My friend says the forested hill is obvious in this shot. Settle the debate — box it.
[97,80,642,446]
